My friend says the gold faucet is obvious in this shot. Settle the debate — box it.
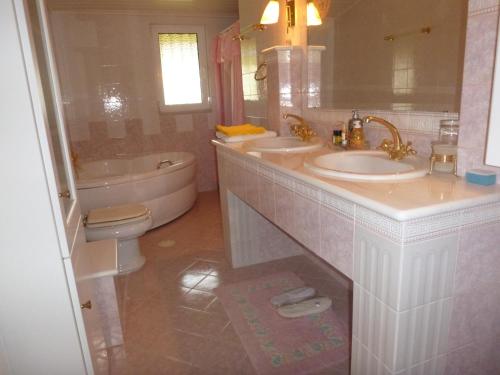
[283,113,315,142]
[362,116,416,160]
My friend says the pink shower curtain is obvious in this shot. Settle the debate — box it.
[212,21,244,125]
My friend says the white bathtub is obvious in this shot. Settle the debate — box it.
[77,152,197,228]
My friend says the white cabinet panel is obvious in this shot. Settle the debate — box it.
[76,278,107,373]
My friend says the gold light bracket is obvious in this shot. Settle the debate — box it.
[233,24,267,41]
[286,0,296,30]
[384,26,431,42]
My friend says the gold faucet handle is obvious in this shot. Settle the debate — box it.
[402,141,417,156]
[289,123,300,135]
[304,128,316,141]
[377,139,394,152]
[290,123,315,142]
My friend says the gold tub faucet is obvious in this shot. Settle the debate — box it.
[283,113,316,142]
[362,116,416,160]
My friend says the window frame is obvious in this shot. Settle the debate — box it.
[151,24,210,113]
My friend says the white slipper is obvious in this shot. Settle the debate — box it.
[277,297,332,318]
[270,287,316,307]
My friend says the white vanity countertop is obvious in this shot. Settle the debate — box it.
[213,140,500,221]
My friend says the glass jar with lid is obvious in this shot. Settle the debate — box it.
[439,119,459,145]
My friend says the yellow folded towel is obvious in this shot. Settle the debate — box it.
[216,124,266,136]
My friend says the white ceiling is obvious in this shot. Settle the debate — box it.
[46,0,239,15]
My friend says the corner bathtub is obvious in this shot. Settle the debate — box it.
[76,152,197,229]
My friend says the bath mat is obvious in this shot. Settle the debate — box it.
[215,271,350,375]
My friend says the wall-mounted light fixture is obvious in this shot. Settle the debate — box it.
[234,0,321,40]
[306,0,322,26]
[260,0,280,25]
[234,0,280,40]
[259,0,298,30]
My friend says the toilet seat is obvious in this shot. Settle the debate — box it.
[85,203,152,274]
[86,204,150,228]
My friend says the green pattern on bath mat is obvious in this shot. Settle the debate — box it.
[225,273,348,371]
[271,354,283,367]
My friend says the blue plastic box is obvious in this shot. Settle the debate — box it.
[465,169,497,186]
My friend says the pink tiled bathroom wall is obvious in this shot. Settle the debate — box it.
[457,0,500,177]
[49,11,237,191]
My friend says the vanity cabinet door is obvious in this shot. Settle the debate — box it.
[76,278,108,375]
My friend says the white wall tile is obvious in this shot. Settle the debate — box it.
[399,235,459,310]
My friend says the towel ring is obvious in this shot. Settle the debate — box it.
[254,62,267,81]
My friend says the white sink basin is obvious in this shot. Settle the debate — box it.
[304,150,429,182]
[243,136,323,154]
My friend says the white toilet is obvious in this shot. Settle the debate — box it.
[85,203,153,274]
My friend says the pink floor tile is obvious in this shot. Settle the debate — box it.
[178,272,207,289]
[181,288,217,310]
[193,275,221,292]
[110,191,351,374]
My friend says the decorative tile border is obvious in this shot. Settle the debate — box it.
[258,164,274,180]
[274,170,295,191]
[294,180,321,201]
[320,191,355,219]
[469,5,500,16]
[355,206,404,242]
[304,108,459,136]
[461,200,500,228]
[469,0,500,16]
[403,211,462,243]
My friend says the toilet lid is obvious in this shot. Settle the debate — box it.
[86,204,149,226]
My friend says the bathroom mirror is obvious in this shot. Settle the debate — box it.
[307,0,467,112]
[486,13,500,168]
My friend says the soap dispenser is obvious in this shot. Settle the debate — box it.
[347,110,364,149]
[348,110,362,136]
[349,122,365,149]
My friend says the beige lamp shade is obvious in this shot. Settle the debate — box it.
[307,0,322,26]
[260,0,280,24]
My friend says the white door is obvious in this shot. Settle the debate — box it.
[13,0,99,373]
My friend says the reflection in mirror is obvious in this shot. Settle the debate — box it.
[241,37,268,125]
[307,0,467,112]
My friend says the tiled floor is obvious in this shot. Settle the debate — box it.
[108,191,352,374]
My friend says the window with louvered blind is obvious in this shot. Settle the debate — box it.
[152,25,210,112]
